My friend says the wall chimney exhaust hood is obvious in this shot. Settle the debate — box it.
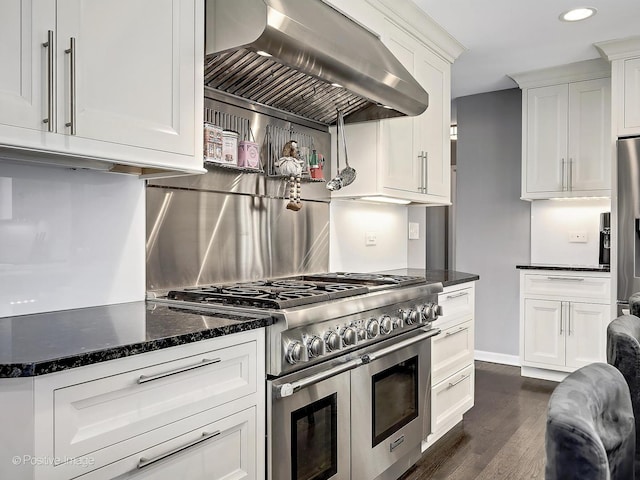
[205,0,429,125]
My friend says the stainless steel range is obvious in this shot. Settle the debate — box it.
[151,272,443,480]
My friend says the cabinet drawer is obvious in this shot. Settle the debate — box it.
[434,286,473,330]
[522,273,610,301]
[432,365,474,435]
[76,407,256,480]
[432,320,474,385]
[54,340,257,462]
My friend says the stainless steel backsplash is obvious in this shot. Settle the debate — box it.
[146,91,331,291]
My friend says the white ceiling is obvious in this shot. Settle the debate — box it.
[411,0,640,99]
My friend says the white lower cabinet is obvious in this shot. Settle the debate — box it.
[76,407,255,480]
[0,329,265,480]
[520,270,611,380]
[431,364,475,435]
[424,282,476,450]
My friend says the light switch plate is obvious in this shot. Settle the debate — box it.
[365,231,377,246]
[568,231,588,243]
[408,222,419,240]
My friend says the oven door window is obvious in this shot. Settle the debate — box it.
[372,355,419,447]
[291,393,338,480]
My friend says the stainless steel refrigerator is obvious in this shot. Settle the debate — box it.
[617,136,640,310]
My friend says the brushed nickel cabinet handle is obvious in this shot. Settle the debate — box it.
[424,151,429,194]
[445,326,467,337]
[446,291,469,300]
[138,357,221,384]
[418,152,425,193]
[561,158,566,191]
[42,30,54,132]
[448,374,469,388]
[546,276,584,281]
[138,430,221,469]
[560,302,564,335]
[64,37,76,135]
[569,158,573,191]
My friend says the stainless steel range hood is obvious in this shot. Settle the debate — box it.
[205,0,429,125]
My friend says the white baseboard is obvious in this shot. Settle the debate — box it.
[520,366,567,383]
[474,350,520,366]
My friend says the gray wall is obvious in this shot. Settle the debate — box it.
[456,88,530,357]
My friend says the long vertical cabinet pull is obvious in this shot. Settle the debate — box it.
[561,159,566,191]
[567,302,572,336]
[568,159,573,191]
[419,152,425,192]
[560,301,564,335]
[424,151,428,194]
[42,30,54,132]
[65,37,77,135]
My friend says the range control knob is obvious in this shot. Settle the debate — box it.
[380,315,393,335]
[306,336,325,358]
[286,341,304,364]
[398,309,410,323]
[423,303,443,322]
[420,304,434,322]
[341,326,358,346]
[324,331,341,352]
[357,328,367,341]
[366,318,380,339]
[406,309,420,325]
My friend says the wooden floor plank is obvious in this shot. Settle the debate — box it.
[399,361,556,480]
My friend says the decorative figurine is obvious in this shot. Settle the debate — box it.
[275,140,304,211]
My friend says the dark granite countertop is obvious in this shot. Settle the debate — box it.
[376,269,480,288]
[516,264,610,273]
[0,301,273,378]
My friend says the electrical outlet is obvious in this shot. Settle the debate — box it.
[568,231,588,243]
[408,222,420,240]
[365,231,377,246]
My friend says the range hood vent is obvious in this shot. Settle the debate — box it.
[205,0,429,125]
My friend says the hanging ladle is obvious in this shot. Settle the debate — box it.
[326,110,356,191]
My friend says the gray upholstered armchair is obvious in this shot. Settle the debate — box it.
[545,362,635,480]
[608,314,640,475]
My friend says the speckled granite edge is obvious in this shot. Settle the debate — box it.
[439,274,480,287]
[516,264,610,273]
[0,316,273,378]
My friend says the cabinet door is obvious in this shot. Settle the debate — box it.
[0,0,54,131]
[56,0,195,155]
[523,299,565,367]
[381,20,420,194]
[76,408,256,480]
[623,58,640,131]
[568,78,611,192]
[565,302,607,369]
[415,49,449,198]
[526,85,568,194]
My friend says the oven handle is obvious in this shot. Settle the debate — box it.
[360,327,440,364]
[275,327,441,399]
[275,357,363,399]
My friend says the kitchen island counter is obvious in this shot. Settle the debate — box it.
[0,301,273,378]
[377,268,479,288]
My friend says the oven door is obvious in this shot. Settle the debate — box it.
[351,328,433,480]
[268,362,352,480]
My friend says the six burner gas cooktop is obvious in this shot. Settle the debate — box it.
[164,273,426,310]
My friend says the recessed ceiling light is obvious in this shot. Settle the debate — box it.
[559,7,597,22]
[256,50,272,57]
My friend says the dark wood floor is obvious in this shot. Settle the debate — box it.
[400,361,557,480]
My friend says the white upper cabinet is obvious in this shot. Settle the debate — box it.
[0,0,204,177]
[512,59,611,200]
[596,37,640,137]
[327,0,463,205]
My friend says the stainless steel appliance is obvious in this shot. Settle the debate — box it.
[617,136,640,309]
[205,0,429,125]
[149,273,443,480]
[599,211,610,266]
